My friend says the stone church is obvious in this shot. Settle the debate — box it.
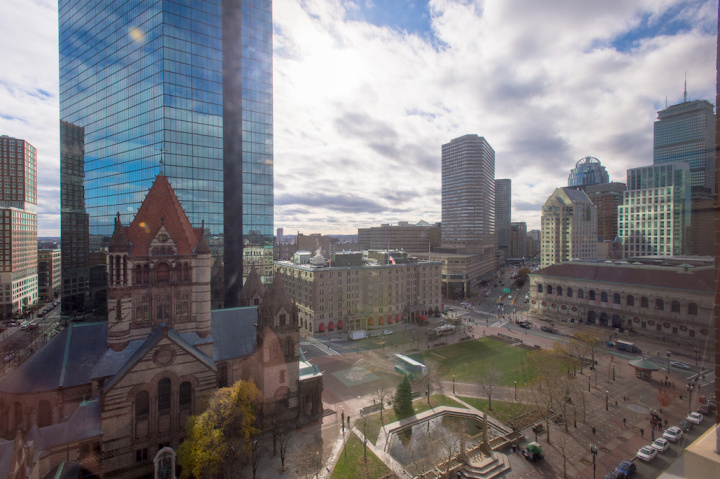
[0,176,323,478]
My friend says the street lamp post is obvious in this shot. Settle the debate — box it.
[686,378,697,414]
[514,381,517,401]
[588,375,591,392]
[694,347,699,366]
[590,445,598,479]
[612,364,615,381]
[666,350,672,373]
[452,375,456,395]
[605,390,609,411]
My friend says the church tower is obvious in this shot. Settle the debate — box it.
[106,176,212,352]
[255,274,300,408]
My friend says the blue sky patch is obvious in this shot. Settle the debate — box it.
[346,0,432,37]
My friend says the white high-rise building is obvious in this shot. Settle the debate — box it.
[441,134,496,246]
[540,188,597,268]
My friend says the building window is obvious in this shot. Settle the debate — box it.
[179,382,192,409]
[613,293,621,305]
[537,284,543,293]
[135,391,149,418]
[577,289,584,299]
[671,300,680,313]
[600,292,608,302]
[688,303,698,315]
[136,448,148,462]
[589,290,596,301]
[218,366,228,388]
[641,297,649,308]
[156,263,170,284]
[158,378,171,413]
[655,298,664,311]
[627,295,635,307]
[567,288,573,298]
[38,400,52,427]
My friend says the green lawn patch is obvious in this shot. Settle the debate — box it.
[411,337,533,385]
[360,394,466,445]
[458,396,531,423]
[331,432,392,479]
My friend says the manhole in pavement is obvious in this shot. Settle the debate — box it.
[626,403,650,414]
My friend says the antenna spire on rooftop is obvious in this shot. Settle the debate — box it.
[684,72,687,103]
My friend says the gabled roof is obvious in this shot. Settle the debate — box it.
[126,175,201,256]
[0,323,107,394]
[103,324,216,393]
[211,308,258,360]
[239,264,264,306]
[28,399,102,454]
[260,274,294,318]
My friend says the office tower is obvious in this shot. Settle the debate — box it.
[495,179,511,255]
[568,156,610,188]
[59,0,274,309]
[584,182,626,242]
[527,229,541,257]
[358,221,441,253]
[654,98,716,192]
[441,134,496,245]
[618,163,691,258]
[510,222,527,258]
[540,188,597,268]
[0,136,38,318]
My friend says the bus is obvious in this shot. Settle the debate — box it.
[394,354,428,379]
[427,324,455,339]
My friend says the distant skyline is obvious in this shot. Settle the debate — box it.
[0,0,717,236]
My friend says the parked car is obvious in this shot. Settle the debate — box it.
[686,412,703,424]
[383,330,393,335]
[636,445,657,462]
[651,437,670,452]
[708,397,716,410]
[670,361,691,370]
[677,420,693,433]
[518,322,531,329]
[541,326,556,333]
[697,404,710,415]
[614,460,637,478]
[663,426,683,442]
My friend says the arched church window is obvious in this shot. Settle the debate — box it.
[136,391,149,418]
[158,379,171,413]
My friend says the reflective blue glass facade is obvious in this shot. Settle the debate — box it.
[59,0,274,306]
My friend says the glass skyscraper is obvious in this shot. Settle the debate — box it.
[59,0,273,309]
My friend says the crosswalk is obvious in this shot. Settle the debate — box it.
[300,341,339,356]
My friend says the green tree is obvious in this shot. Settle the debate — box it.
[393,374,414,419]
[514,267,531,287]
[178,380,262,478]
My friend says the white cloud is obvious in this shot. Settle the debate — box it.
[0,0,716,238]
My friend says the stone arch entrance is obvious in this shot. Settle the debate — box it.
[587,310,596,324]
[611,314,623,329]
[599,312,609,327]
[154,447,176,479]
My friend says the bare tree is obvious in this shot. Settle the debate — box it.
[374,381,392,426]
[290,442,322,479]
[249,437,266,479]
[437,422,464,476]
[477,367,504,410]
[277,427,292,472]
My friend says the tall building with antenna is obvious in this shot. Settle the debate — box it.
[653,81,716,192]
[59,0,274,311]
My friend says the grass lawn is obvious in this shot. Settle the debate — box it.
[458,396,531,423]
[331,432,392,479]
[409,337,533,385]
[360,394,466,445]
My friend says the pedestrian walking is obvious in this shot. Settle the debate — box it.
[640,427,645,438]
[623,417,627,427]
[592,427,596,436]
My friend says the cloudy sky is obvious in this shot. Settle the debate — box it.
[0,0,717,236]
